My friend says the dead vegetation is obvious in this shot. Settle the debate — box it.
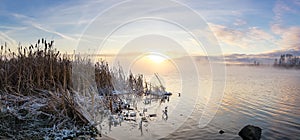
[0,39,145,139]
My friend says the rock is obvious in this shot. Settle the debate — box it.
[238,125,262,140]
[219,130,225,134]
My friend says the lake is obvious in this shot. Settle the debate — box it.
[162,65,300,139]
[101,63,300,139]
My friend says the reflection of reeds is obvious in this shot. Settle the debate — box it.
[0,39,145,139]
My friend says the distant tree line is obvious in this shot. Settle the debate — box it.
[274,54,300,68]
[253,60,260,66]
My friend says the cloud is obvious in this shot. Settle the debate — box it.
[212,22,300,53]
[292,0,300,6]
[271,25,300,50]
[209,23,277,51]
[210,24,244,47]
[0,0,298,57]
[11,13,75,41]
[30,22,75,41]
[248,27,275,41]
[234,19,247,26]
[0,25,26,31]
[272,0,296,24]
[269,0,300,50]
[0,31,17,46]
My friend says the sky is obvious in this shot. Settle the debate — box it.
[0,0,300,64]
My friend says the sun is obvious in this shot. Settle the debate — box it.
[147,54,166,64]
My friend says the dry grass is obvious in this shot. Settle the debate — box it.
[0,39,71,93]
[0,39,145,139]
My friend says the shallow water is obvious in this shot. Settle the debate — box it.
[101,65,300,139]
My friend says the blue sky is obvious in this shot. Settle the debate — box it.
[0,0,300,57]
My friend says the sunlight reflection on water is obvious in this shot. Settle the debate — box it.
[101,59,300,139]
[162,66,300,139]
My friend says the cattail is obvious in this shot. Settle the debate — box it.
[45,42,47,50]
[56,51,60,57]
[50,40,54,47]
[48,43,51,49]
[4,43,7,54]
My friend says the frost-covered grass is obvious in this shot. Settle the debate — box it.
[0,39,148,139]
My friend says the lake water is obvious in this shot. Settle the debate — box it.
[101,64,300,139]
[162,65,300,139]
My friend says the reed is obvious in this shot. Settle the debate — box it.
[0,39,144,93]
[0,39,145,139]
